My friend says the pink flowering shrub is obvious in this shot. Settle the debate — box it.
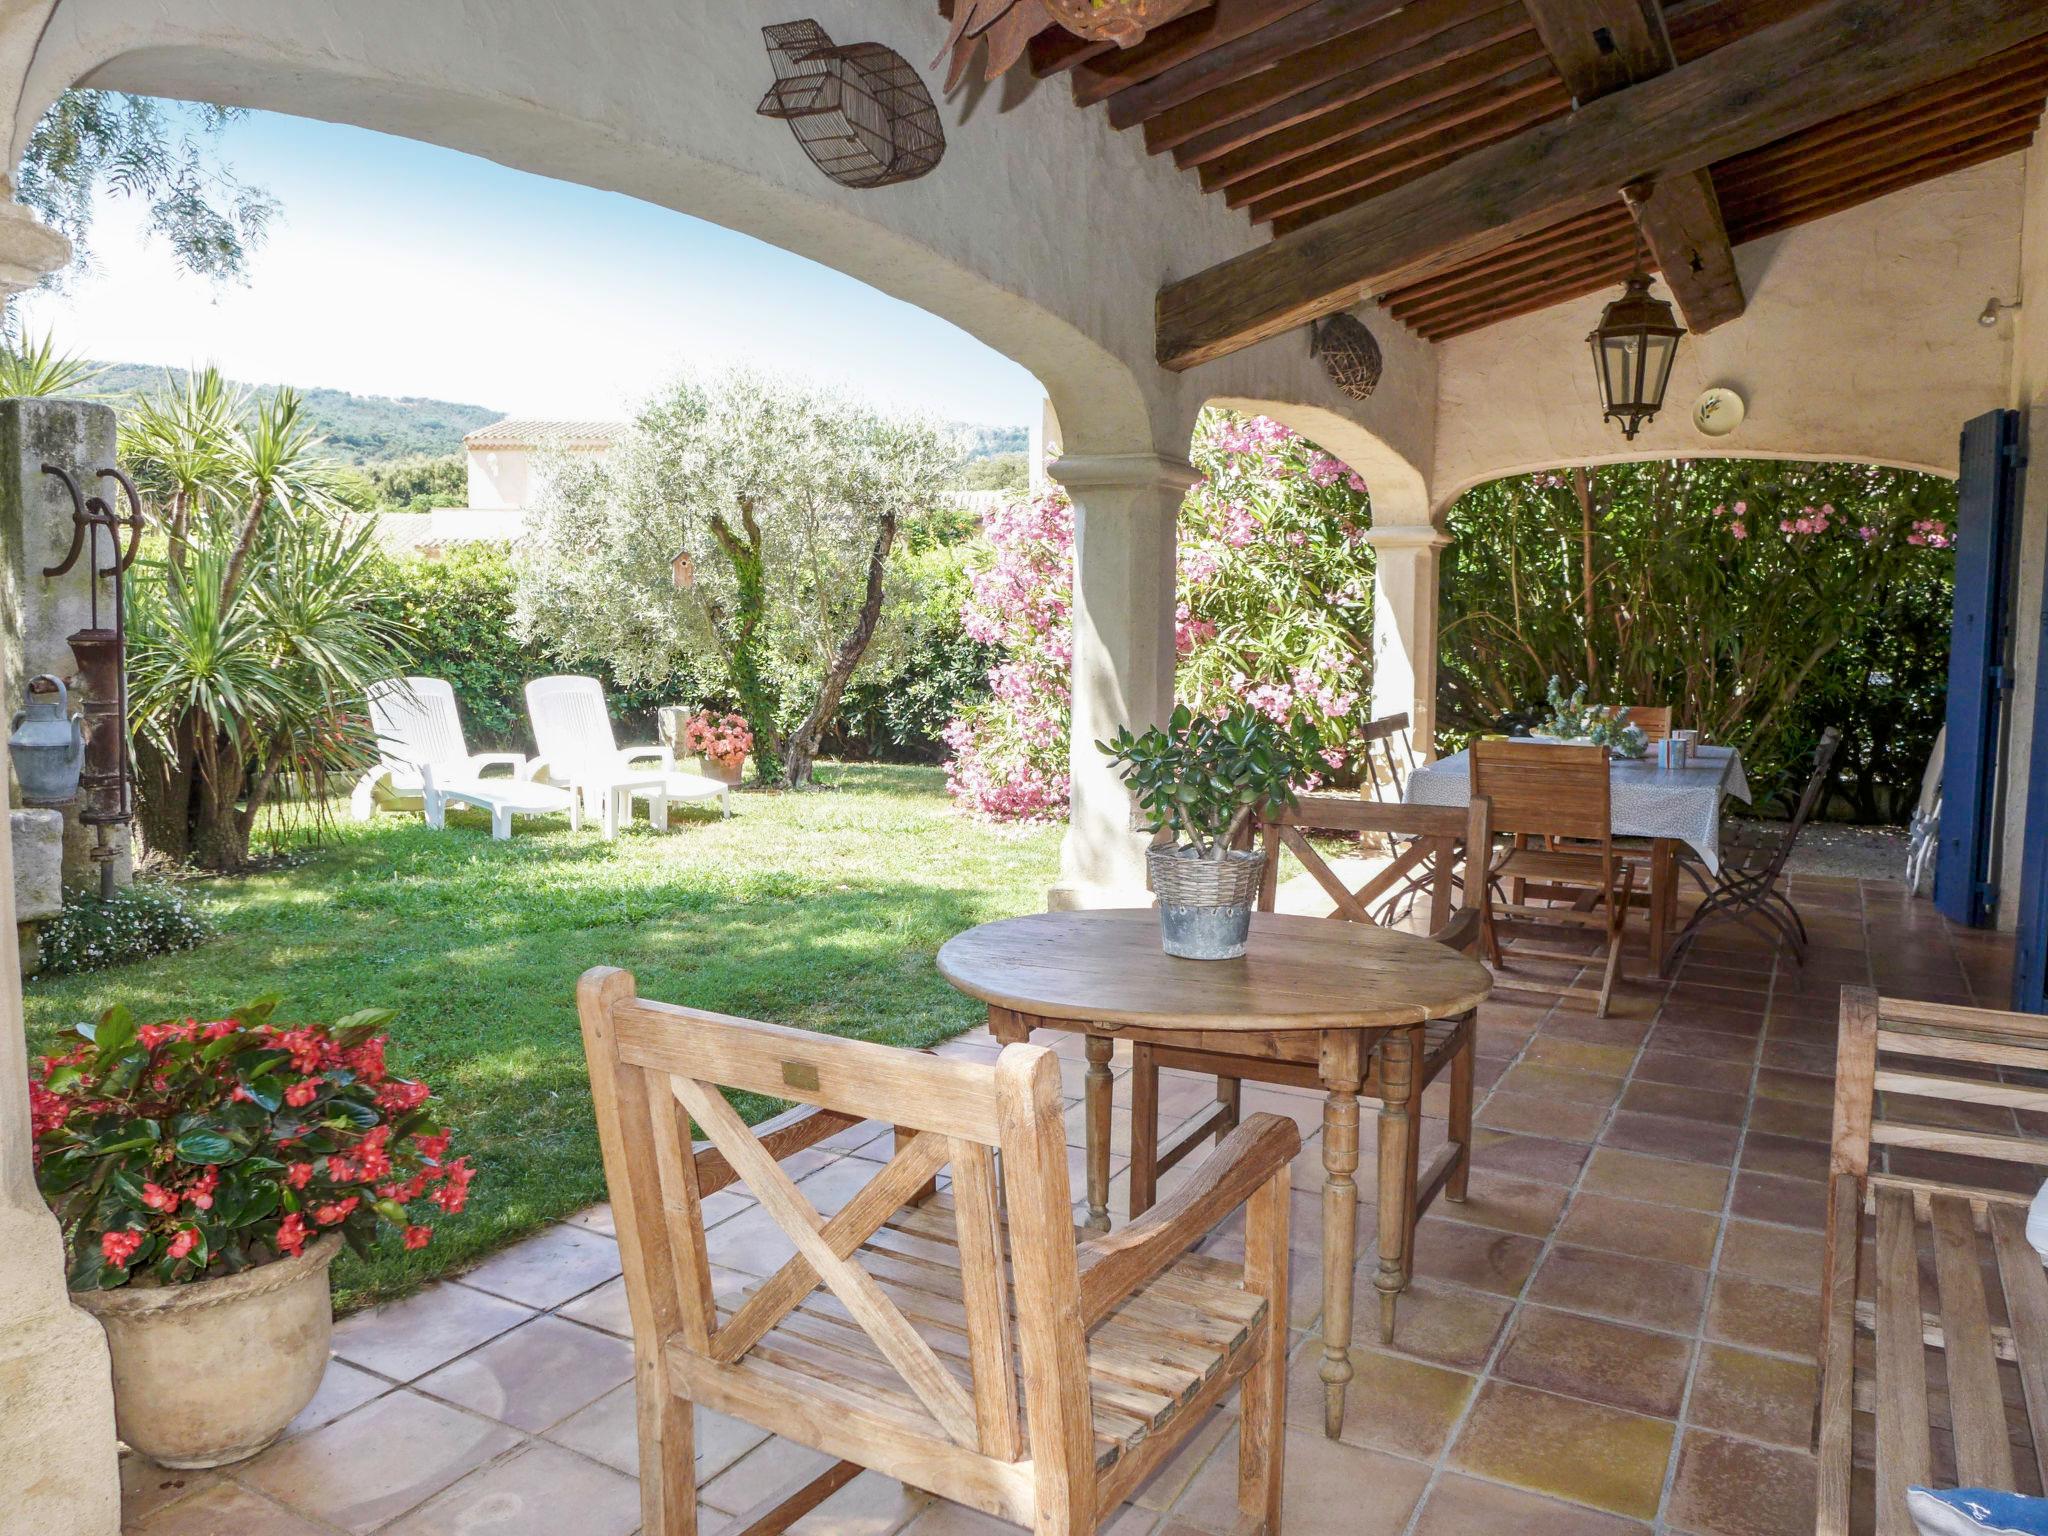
[680,711,753,762]
[33,998,470,1289]
[942,489,1075,821]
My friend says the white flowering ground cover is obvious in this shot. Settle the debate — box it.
[22,763,1061,1310]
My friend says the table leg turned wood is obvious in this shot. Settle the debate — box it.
[1650,836,1676,976]
[1083,1033,1115,1234]
[1317,1032,1364,1439]
[1374,1029,1418,1350]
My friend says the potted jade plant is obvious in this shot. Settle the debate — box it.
[680,710,753,786]
[1100,706,1312,960]
[31,998,473,1469]
[1531,676,1648,759]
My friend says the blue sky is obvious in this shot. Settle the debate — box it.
[18,109,1042,429]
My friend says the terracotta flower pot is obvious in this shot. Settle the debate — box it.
[703,751,747,786]
[73,1234,342,1468]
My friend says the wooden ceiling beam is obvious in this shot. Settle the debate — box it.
[1155,0,1527,157]
[1097,0,1410,122]
[1154,0,2048,370]
[1525,0,1745,332]
[1189,28,1544,181]
[1028,29,1116,76]
[1218,61,1563,204]
[1065,0,1323,99]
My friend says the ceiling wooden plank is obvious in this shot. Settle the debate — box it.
[1187,25,1543,179]
[1722,129,2038,246]
[1065,0,1323,99]
[1097,0,1410,121]
[1154,0,1527,156]
[1028,29,1116,76]
[1155,0,2048,369]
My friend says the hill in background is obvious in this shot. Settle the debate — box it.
[81,362,1030,467]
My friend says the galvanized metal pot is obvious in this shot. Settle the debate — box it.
[9,673,84,805]
[1148,844,1263,960]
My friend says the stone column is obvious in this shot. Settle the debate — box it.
[1048,452,1194,909]
[1362,524,1451,759]
[0,201,121,1536]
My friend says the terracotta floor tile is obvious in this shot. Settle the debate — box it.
[1429,1167,1569,1238]
[1601,1111,1741,1167]
[1754,1067,1832,1106]
[236,1390,521,1535]
[1633,1051,1755,1096]
[416,1314,633,1432]
[1127,1410,1232,1511]
[1175,1428,1429,1536]
[1557,1193,1720,1268]
[1666,1429,1818,1536]
[1642,1025,1759,1064]
[1495,1062,1627,1107]
[1617,1080,1749,1127]
[1717,1221,1824,1293]
[128,1480,329,1536]
[1469,1128,1592,1186]
[331,1283,535,1382]
[1746,1097,1832,1141]
[1476,1091,1609,1143]
[1410,1471,1650,1535]
[1286,1347,1475,1459]
[1522,1036,1641,1078]
[1447,1380,1675,1521]
[381,1439,641,1536]
[1538,1013,1652,1049]
[1526,1244,1709,1333]
[1411,1219,1545,1296]
[454,1224,621,1310]
[1582,1148,1732,1213]
[1739,1132,1829,1185]
[1729,1171,1828,1231]
[1369,1277,1513,1370]
[1494,1304,1692,1418]
[1688,1344,1820,1448]
[1705,1275,1822,1359]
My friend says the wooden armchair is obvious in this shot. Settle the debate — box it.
[1123,796,1491,1366]
[579,968,1299,1536]
[1817,988,2048,1535]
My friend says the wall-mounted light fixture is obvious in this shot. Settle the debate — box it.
[1980,296,2022,327]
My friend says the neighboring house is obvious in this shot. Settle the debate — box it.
[374,417,623,557]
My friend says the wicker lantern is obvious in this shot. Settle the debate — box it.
[1587,269,1686,440]
[758,21,944,190]
[1311,313,1382,401]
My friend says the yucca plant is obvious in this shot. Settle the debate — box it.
[0,329,102,397]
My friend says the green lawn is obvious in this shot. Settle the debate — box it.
[24,764,1062,1311]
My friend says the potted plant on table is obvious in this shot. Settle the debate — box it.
[679,710,753,786]
[1099,705,1313,960]
[30,998,473,1469]
[1531,676,1648,759]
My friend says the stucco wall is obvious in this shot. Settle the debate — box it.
[1430,156,2026,508]
[464,447,527,513]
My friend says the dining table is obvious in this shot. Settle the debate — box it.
[936,907,1493,1437]
[1404,742,1751,973]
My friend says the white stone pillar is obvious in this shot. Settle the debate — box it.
[1048,452,1194,909]
[1362,525,1451,760]
[0,198,119,1536]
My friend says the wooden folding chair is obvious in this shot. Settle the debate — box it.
[1471,739,1634,1016]
[1122,795,1492,1367]
[579,968,1299,1536]
[1358,712,1421,804]
[1816,990,2048,1535]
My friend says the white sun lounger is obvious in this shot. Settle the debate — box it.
[524,675,732,838]
[352,677,578,839]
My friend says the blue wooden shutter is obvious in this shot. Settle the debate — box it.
[1936,408,2024,928]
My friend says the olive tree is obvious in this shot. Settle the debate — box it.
[515,369,960,786]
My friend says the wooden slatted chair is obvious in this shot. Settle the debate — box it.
[1358,712,1421,804]
[579,968,1299,1536]
[1120,795,1492,1351]
[1471,739,1634,1017]
[1818,988,2048,1536]
[1623,705,1673,743]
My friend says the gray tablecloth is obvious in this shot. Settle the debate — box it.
[1404,744,1751,874]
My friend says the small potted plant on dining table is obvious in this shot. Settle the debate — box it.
[30,998,474,1469]
[1099,705,1314,960]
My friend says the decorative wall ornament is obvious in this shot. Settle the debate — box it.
[935,0,1213,88]
[758,21,945,189]
[1311,313,1382,401]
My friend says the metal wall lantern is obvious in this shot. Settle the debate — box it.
[1587,270,1686,440]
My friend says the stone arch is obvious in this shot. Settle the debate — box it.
[11,0,1184,456]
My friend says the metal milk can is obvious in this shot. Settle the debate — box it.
[10,673,85,805]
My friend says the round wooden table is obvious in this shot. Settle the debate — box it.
[938,907,1492,1436]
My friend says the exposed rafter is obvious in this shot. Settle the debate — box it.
[1154,0,2048,370]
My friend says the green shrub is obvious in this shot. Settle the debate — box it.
[37,883,215,977]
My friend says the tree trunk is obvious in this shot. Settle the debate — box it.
[1571,467,1598,691]
[188,731,253,872]
[132,713,198,865]
[706,505,782,785]
[781,510,898,788]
